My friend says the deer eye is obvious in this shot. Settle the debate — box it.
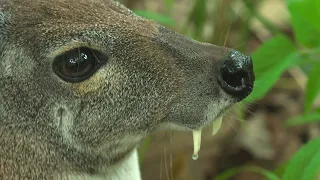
[52,47,108,83]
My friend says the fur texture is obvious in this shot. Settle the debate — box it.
[0,0,249,179]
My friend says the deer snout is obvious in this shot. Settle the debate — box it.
[218,50,255,101]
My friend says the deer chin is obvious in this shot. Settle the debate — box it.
[157,99,230,160]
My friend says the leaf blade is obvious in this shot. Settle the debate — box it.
[283,138,320,180]
[305,63,320,113]
[134,10,176,26]
[286,112,320,126]
[301,151,320,180]
[287,0,320,47]
[215,165,280,180]
[245,35,297,102]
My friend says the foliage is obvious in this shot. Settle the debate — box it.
[305,62,320,112]
[134,10,177,26]
[244,35,297,102]
[215,138,320,180]
[286,112,320,126]
[214,165,280,180]
[245,0,320,106]
[283,138,320,180]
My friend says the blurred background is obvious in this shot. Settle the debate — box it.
[117,0,320,179]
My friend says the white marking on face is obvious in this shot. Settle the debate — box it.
[1,45,35,77]
[53,105,80,149]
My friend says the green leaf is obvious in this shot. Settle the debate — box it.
[244,35,297,102]
[283,138,320,180]
[305,63,320,113]
[286,112,320,126]
[215,165,280,180]
[134,10,176,26]
[287,0,320,47]
[301,151,320,180]
[294,46,320,67]
[274,162,289,178]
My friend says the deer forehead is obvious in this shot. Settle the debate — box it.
[5,0,158,51]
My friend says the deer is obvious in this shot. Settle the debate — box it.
[0,0,254,179]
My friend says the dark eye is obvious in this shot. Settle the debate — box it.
[52,47,108,83]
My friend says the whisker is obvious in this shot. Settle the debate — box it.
[240,104,256,116]
[226,118,239,134]
[169,131,174,180]
[242,99,262,106]
[164,140,170,180]
[223,112,244,123]
[235,102,255,115]
[218,3,226,45]
[160,152,163,180]
[223,20,232,47]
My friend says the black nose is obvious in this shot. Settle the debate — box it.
[218,50,255,101]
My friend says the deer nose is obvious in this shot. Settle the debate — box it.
[218,50,255,101]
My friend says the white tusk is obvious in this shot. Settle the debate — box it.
[192,129,202,160]
[212,116,223,136]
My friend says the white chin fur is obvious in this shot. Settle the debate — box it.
[61,149,141,180]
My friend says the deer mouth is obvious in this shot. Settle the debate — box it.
[192,115,223,160]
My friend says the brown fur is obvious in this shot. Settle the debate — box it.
[0,0,252,179]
